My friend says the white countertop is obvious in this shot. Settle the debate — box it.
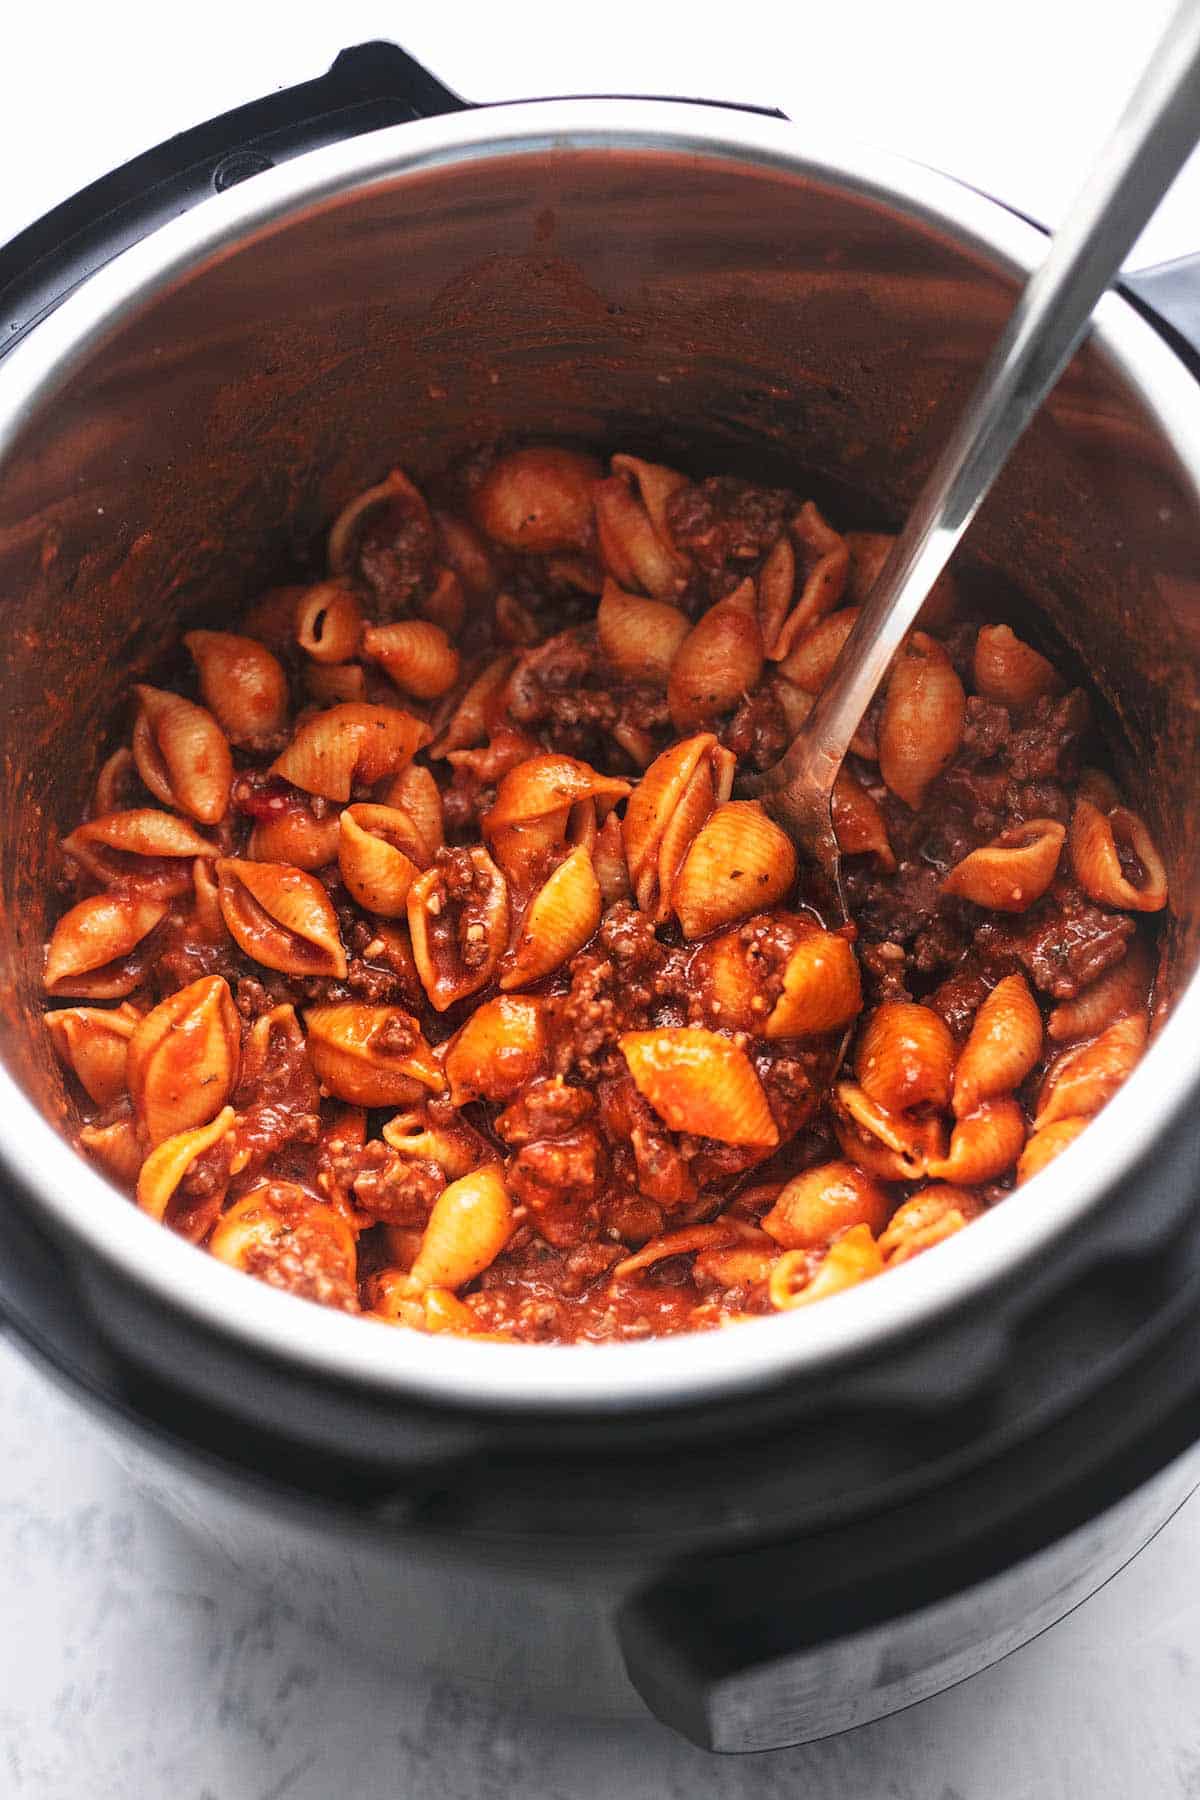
[3,5,1200,1794]
[3,1342,1199,1799]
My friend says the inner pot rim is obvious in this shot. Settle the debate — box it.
[1,98,1197,1415]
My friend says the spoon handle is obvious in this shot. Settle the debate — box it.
[769,0,1200,799]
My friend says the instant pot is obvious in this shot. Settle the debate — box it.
[1,43,1199,1753]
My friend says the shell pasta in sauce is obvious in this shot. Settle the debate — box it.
[42,447,1168,1341]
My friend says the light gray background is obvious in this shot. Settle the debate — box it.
[3,5,1200,1795]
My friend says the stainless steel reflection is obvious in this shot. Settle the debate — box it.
[0,101,1198,1411]
[747,0,1200,876]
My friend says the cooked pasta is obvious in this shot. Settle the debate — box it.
[41,447,1170,1341]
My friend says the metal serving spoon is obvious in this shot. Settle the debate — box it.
[741,0,1200,916]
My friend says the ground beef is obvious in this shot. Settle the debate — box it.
[666,476,793,596]
[495,1079,595,1146]
[357,496,437,616]
[859,939,911,1003]
[959,695,1011,764]
[1004,690,1090,784]
[975,878,1134,998]
[507,1127,605,1246]
[241,1188,359,1312]
[351,1143,444,1226]
[722,686,790,770]
[928,967,993,1039]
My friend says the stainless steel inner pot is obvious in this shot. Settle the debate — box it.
[1,100,1199,1415]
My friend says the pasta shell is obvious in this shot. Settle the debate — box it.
[831,770,896,870]
[133,684,233,824]
[856,1000,956,1114]
[444,995,547,1104]
[594,472,689,599]
[952,973,1043,1117]
[471,447,601,553]
[382,1109,484,1181]
[878,1184,984,1264]
[136,1106,236,1223]
[127,975,240,1146]
[763,928,862,1038]
[416,566,467,635]
[1069,798,1168,912]
[208,1181,358,1308]
[878,633,965,809]
[610,453,690,547]
[769,1223,883,1310]
[305,1003,444,1107]
[1048,938,1153,1042]
[294,580,363,664]
[776,606,860,693]
[667,578,764,732]
[306,662,367,707]
[428,656,515,757]
[240,584,309,648]
[271,703,428,802]
[501,846,601,989]
[407,847,510,1010]
[187,857,226,943]
[408,1164,514,1292]
[672,801,796,940]
[92,746,138,815]
[328,467,431,576]
[216,858,348,977]
[494,590,540,646]
[184,631,290,746]
[689,919,781,1032]
[755,534,797,657]
[488,809,571,891]
[620,1027,779,1147]
[926,1097,1026,1183]
[833,1081,946,1181]
[845,531,958,630]
[63,808,216,898]
[433,509,498,598]
[762,1160,889,1250]
[338,804,426,917]
[612,1219,761,1279]
[623,733,736,920]
[763,502,849,660]
[46,1002,139,1105]
[597,578,690,682]
[80,1114,144,1185]
[592,811,632,908]
[247,808,341,870]
[363,619,461,700]
[420,1288,482,1335]
[43,893,168,998]
[973,624,1064,706]
[1017,1117,1090,1184]
[941,819,1066,912]
[382,762,444,860]
[1034,1011,1148,1129]
[192,858,224,946]
[485,753,631,830]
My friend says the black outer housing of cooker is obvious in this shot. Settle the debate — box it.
[2,42,1200,1746]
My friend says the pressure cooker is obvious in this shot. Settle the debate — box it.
[1,44,1199,1752]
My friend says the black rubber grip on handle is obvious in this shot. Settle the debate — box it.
[0,41,467,356]
[1122,256,1200,378]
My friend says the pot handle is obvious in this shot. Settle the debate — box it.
[0,42,786,359]
[1122,255,1200,372]
[0,41,468,357]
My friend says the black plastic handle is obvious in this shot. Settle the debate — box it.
[1122,254,1200,375]
[0,42,789,363]
[0,42,467,357]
